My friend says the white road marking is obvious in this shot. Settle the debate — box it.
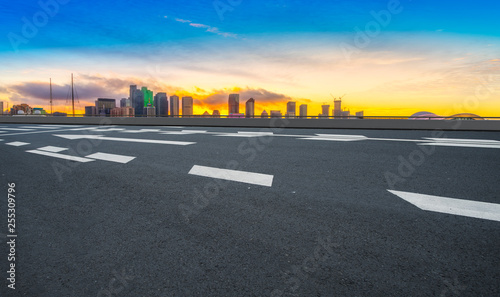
[53,134,195,145]
[419,138,500,149]
[388,190,500,222]
[238,131,273,135]
[26,150,95,163]
[39,125,84,127]
[93,128,125,132]
[423,137,500,143]
[0,128,34,131]
[0,131,6,133]
[6,141,30,146]
[37,146,68,152]
[188,165,273,187]
[419,142,500,149]
[181,130,207,133]
[19,126,60,129]
[299,134,367,141]
[215,133,265,137]
[85,152,135,164]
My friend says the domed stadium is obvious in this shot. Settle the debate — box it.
[409,111,443,120]
[447,113,484,120]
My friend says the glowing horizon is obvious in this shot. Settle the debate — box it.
[1,0,499,117]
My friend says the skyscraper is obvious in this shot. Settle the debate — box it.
[129,85,137,107]
[334,99,342,118]
[154,92,168,116]
[286,101,296,118]
[141,87,153,107]
[299,104,307,118]
[170,95,179,117]
[228,94,239,114]
[120,98,127,108]
[245,98,255,118]
[133,89,144,116]
[182,96,193,117]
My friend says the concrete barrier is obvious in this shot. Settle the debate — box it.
[1,116,499,131]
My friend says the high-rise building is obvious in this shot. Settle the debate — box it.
[182,96,193,117]
[299,104,307,118]
[120,98,127,108]
[141,87,153,107]
[245,98,255,118]
[95,98,116,116]
[334,99,342,118]
[261,110,269,118]
[133,89,144,116]
[286,101,296,118]
[129,85,137,107]
[0,102,3,115]
[321,105,330,118]
[170,95,179,117]
[228,94,239,114]
[154,92,168,116]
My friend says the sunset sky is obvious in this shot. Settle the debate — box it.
[0,0,499,116]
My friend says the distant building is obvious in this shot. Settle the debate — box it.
[120,98,127,108]
[182,96,193,117]
[110,107,134,117]
[129,85,137,107]
[228,94,239,114]
[270,110,282,118]
[53,112,67,117]
[202,111,210,117]
[299,104,307,118]
[341,110,350,118]
[261,110,269,118]
[334,100,342,118]
[95,98,116,116]
[228,113,244,118]
[10,103,32,115]
[170,95,179,117]
[154,92,168,116]
[286,101,296,118]
[85,106,97,117]
[145,105,156,117]
[133,89,144,116]
[321,105,330,118]
[212,110,220,118]
[355,111,364,119]
[245,98,255,118]
[0,102,3,115]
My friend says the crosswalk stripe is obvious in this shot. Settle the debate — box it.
[188,165,274,187]
[26,150,94,163]
[85,152,135,164]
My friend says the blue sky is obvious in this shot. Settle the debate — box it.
[0,0,499,116]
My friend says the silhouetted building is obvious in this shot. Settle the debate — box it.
[170,95,179,117]
[334,100,342,118]
[299,104,307,118]
[321,105,330,118]
[154,92,168,116]
[355,111,364,119]
[133,89,144,116]
[261,110,269,118]
[85,106,97,117]
[0,102,3,115]
[95,98,116,116]
[245,98,255,118]
[228,94,239,114]
[270,110,282,118]
[212,110,220,118]
[202,111,210,117]
[286,101,296,118]
[129,85,137,107]
[182,96,193,117]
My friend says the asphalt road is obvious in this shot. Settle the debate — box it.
[0,123,499,296]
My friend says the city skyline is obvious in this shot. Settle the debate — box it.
[0,1,499,116]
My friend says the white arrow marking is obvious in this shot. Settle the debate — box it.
[189,165,274,187]
[388,190,500,222]
[53,134,195,145]
[26,150,95,163]
[85,152,135,164]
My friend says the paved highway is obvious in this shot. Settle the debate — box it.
[0,123,499,296]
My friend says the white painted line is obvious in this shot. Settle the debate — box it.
[160,131,201,135]
[237,131,274,135]
[0,131,6,133]
[188,165,273,187]
[0,128,34,131]
[215,133,264,137]
[299,137,366,142]
[85,152,135,164]
[69,127,101,131]
[37,146,68,153]
[120,130,145,133]
[6,141,30,146]
[423,137,500,143]
[419,143,500,149]
[26,150,95,163]
[388,190,500,222]
[40,125,84,127]
[93,128,125,132]
[19,126,60,129]
[140,129,161,132]
[53,134,195,145]
[181,130,207,133]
